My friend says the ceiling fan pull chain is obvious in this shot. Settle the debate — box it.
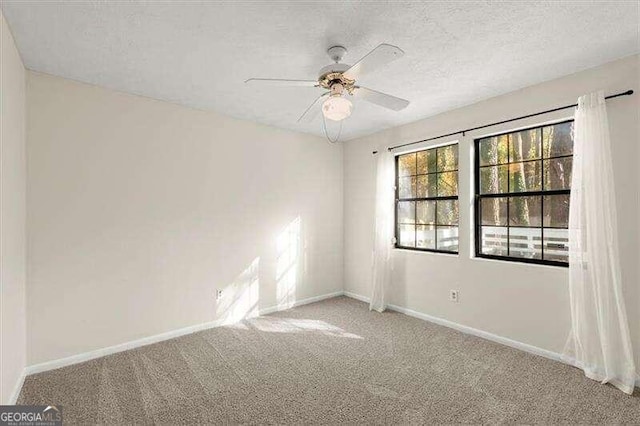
[322,114,343,143]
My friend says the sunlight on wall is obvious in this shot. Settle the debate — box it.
[249,317,362,339]
[217,257,260,325]
[276,217,301,310]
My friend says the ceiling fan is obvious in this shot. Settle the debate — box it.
[245,44,410,125]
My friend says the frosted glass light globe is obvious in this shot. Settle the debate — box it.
[322,95,353,121]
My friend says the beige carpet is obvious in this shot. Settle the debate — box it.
[18,296,640,424]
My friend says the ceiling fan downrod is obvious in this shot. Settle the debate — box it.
[327,45,347,63]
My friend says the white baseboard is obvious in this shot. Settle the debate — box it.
[342,291,640,389]
[24,290,344,377]
[343,292,564,362]
[387,302,564,363]
[16,289,640,397]
[343,291,370,303]
[259,291,344,315]
[7,370,26,404]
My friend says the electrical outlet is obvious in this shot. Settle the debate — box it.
[216,289,223,301]
[450,290,459,303]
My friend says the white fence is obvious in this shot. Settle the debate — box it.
[398,226,567,261]
[482,227,568,262]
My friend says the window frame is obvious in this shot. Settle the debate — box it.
[394,143,459,255]
[473,119,572,268]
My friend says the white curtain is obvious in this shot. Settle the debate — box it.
[370,151,394,312]
[564,91,637,394]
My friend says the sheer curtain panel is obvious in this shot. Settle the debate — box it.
[564,91,637,394]
[370,151,394,312]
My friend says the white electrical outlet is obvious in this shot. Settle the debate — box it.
[450,290,459,303]
[216,289,223,301]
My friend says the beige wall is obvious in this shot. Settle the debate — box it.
[344,55,640,366]
[26,72,343,364]
[16,45,640,376]
[0,11,27,403]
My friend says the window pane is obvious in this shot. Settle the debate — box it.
[509,227,542,259]
[543,194,570,228]
[480,165,508,194]
[480,226,508,256]
[543,157,572,190]
[509,129,541,162]
[479,135,508,166]
[475,123,573,265]
[509,196,542,227]
[437,226,458,252]
[437,200,458,225]
[437,144,458,172]
[437,172,458,196]
[398,153,416,176]
[416,225,436,249]
[417,150,436,174]
[543,228,569,263]
[396,144,459,254]
[481,197,507,226]
[397,201,415,224]
[416,201,435,225]
[543,122,573,158]
[416,174,437,198]
[399,176,416,198]
[509,161,541,193]
[398,224,415,247]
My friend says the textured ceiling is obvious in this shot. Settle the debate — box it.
[2,1,639,140]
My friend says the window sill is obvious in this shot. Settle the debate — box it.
[470,255,569,270]
[393,247,459,258]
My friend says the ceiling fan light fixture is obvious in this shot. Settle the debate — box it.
[322,95,353,121]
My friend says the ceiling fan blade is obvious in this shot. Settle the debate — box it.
[245,78,319,87]
[352,86,409,111]
[342,44,404,80]
[298,93,329,123]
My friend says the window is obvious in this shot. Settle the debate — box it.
[395,143,459,253]
[474,120,573,266]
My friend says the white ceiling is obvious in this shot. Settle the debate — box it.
[2,1,639,140]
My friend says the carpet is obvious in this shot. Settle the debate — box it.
[17,296,640,424]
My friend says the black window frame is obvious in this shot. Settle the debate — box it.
[394,143,459,254]
[474,119,573,268]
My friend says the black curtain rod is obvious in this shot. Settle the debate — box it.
[372,89,634,155]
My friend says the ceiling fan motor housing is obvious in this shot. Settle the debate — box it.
[319,46,355,93]
[318,63,354,93]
